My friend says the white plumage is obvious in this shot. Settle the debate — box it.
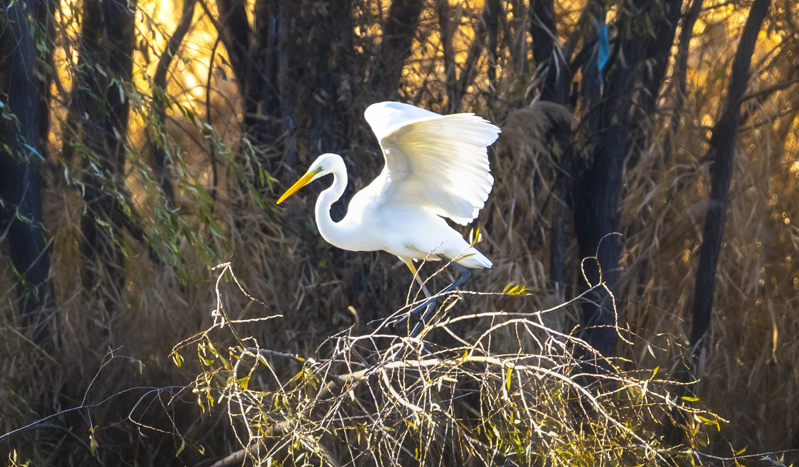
[277,101,500,271]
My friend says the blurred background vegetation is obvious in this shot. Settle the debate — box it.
[1,0,798,464]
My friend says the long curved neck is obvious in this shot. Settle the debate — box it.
[315,160,352,250]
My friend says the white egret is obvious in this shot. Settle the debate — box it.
[277,102,500,332]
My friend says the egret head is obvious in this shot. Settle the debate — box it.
[277,153,342,204]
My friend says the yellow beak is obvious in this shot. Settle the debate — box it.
[277,169,318,204]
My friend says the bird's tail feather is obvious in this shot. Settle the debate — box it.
[456,248,492,268]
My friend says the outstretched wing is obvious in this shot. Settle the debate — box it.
[364,102,500,225]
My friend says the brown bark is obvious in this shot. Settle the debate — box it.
[449,5,492,112]
[152,0,197,206]
[626,0,683,169]
[530,0,572,289]
[485,0,500,94]
[437,0,456,107]
[662,0,705,163]
[572,3,649,360]
[370,0,425,99]
[690,0,772,350]
[214,0,252,99]
[77,0,138,316]
[0,0,57,350]
[503,0,527,77]
[530,0,568,104]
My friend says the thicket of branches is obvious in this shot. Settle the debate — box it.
[1,0,799,465]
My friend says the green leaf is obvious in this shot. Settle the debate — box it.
[207,218,226,240]
[176,440,185,457]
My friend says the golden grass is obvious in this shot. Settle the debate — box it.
[2,1,799,464]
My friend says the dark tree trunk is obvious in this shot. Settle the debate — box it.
[105,0,136,149]
[449,5,491,112]
[308,0,351,159]
[572,6,648,360]
[210,0,284,175]
[370,0,424,99]
[530,0,568,104]
[307,0,353,221]
[619,0,683,311]
[437,0,456,108]
[215,0,253,106]
[153,0,198,206]
[485,0,500,98]
[662,0,705,163]
[530,0,572,290]
[640,0,683,121]
[503,0,527,77]
[252,0,281,147]
[36,0,58,150]
[276,0,297,169]
[626,0,683,169]
[76,0,110,306]
[0,0,57,350]
[664,1,771,444]
[549,175,568,288]
[690,0,771,351]
[77,0,138,316]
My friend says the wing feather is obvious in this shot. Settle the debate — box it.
[365,102,500,225]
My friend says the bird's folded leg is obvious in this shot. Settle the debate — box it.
[369,260,433,328]
[409,259,471,338]
[373,259,472,335]
[375,299,435,329]
[432,259,471,297]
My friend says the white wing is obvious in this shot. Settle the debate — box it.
[364,102,500,225]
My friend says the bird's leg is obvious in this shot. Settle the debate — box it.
[433,259,471,297]
[406,260,433,299]
[377,259,472,333]
[405,260,437,333]
[406,260,436,330]
[382,260,437,329]
[409,258,471,338]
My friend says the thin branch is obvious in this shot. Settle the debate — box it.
[736,76,799,106]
